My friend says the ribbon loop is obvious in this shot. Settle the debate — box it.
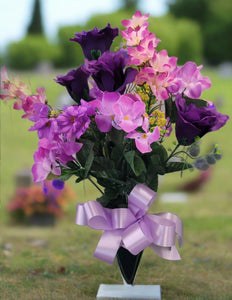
[76,184,183,264]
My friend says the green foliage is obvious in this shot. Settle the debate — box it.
[121,0,139,11]
[7,36,61,70]
[0,52,4,66]
[149,15,202,64]
[165,161,192,173]
[27,0,44,35]
[56,25,84,67]
[203,20,232,64]
[169,0,208,25]
[168,0,232,64]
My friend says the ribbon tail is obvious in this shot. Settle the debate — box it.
[157,212,183,247]
[149,244,181,261]
[76,203,88,225]
[94,230,122,264]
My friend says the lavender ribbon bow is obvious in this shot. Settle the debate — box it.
[76,184,183,264]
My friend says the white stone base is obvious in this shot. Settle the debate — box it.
[96,284,161,299]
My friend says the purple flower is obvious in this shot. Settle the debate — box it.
[55,66,90,103]
[52,179,65,190]
[29,103,58,140]
[175,94,229,145]
[57,100,95,139]
[175,62,211,99]
[70,24,119,60]
[85,50,137,94]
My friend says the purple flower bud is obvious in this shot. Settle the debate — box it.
[52,179,65,190]
[55,66,90,103]
[189,144,200,157]
[194,157,209,171]
[206,154,216,165]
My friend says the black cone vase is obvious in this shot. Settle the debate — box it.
[116,247,143,285]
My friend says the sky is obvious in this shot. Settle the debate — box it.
[0,0,168,53]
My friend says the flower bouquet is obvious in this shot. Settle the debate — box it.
[6,180,75,225]
[0,10,229,297]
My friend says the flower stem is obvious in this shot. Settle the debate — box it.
[87,176,104,195]
[165,143,181,163]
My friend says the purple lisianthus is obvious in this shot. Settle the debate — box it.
[86,50,137,94]
[70,24,119,60]
[175,94,229,145]
[55,66,90,103]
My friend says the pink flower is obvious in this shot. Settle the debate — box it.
[32,138,62,182]
[121,11,149,30]
[0,67,31,102]
[126,125,160,153]
[32,138,82,182]
[0,67,47,119]
[127,33,161,65]
[90,91,120,132]
[21,87,47,119]
[175,61,211,98]
[150,50,177,73]
[121,25,149,46]
[113,93,145,133]
[136,67,177,100]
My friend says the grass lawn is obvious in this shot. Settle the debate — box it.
[0,68,232,299]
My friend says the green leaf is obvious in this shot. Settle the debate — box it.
[91,49,101,60]
[76,141,94,178]
[57,173,73,181]
[164,97,178,123]
[149,154,166,175]
[84,149,94,177]
[149,142,168,162]
[97,188,128,208]
[124,151,146,176]
[146,172,159,192]
[165,162,193,173]
[185,97,208,108]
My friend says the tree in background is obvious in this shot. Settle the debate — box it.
[168,0,232,64]
[27,0,44,35]
[168,0,208,26]
[121,0,139,11]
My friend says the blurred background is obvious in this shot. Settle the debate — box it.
[0,1,232,299]
[1,0,232,69]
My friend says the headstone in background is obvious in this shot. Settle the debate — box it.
[160,192,189,203]
[14,168,32,187]
[218,62,232,78]
[55,92,76,109]
[34,61,53,76]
